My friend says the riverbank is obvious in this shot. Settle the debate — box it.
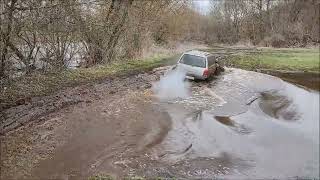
[0,54,181,111]
[1,46,319,179]
[2,46,319,111]
[1,42,208,111]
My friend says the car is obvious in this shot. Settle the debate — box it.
[176,50,224,80]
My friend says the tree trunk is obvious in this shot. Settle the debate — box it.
[0,0,17,79]
[105,0,133,62]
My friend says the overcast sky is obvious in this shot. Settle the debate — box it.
[192,0,211,14]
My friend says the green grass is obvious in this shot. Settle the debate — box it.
[88,175,175,180]
[88,174,114,180]
[226,48,319,72]
[1,54,175,108]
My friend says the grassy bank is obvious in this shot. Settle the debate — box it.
[1,54,179,109]
[225,48,319,72]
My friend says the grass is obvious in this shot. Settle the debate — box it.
[226,48,319,72]
[2,47,318,108]
[1,54,177,108]
[88,174,114,180]
[88,174,174,180]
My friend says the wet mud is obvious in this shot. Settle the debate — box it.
[260,69,320,91]
[1,67,319,179]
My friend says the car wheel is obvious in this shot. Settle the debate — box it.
[214,64,225,75]
[214,66,220,75]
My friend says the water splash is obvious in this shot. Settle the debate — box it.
[152,67,191,101]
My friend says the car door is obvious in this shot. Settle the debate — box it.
[177,54,192,73]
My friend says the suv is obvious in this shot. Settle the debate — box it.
[177,50,223,80]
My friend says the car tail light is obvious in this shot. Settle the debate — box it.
[203,69,209,77]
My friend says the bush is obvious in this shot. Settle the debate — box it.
[271,34,287,47]
[88,174,114,180]
[260,34,287,48]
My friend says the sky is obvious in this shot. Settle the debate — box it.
[192,0,211,15]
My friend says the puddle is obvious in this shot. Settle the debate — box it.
[151,68,319,179]
[259,90,300,121]
[214,116,252,134]
[188,110,203,122]
[260,70,320,91]
[166,86,223,111]
[214,116,234,126]
[4,68,318,179]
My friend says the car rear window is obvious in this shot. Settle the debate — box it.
[179,54,206,68]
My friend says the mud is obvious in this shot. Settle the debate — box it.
[0,72,161,134]
[31,96,172,180]
[0,71,167,179]
[259,69,320,91]
[1,91,172,179]
[1,67,319,179]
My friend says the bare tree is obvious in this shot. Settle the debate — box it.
[206,0,319,46]
[0,0,18,79]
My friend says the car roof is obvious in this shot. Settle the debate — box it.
[184,50,211,58]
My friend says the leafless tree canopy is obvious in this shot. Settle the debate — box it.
[0,0,188,79]
[205,0,319,46]
[0,0,318,81]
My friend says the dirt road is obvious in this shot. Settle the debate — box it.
[1,67,319,179]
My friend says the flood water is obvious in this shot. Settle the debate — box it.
[9,68,318,179]
[150,68,319,179]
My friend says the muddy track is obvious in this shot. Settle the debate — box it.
[0,71,163,135]
[0,67,174,179]
[1,66,319,179]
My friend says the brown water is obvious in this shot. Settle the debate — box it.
[1,68,318,179]
[260,70,320,91]
[147,68,319,179]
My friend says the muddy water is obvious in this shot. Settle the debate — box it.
[148,68,319,179]
[260,70,320,91]
[2,68,318,179]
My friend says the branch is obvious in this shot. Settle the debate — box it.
[7,40,25,62]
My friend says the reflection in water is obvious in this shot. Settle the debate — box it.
[215,116,235,126]
[259,90,300,121]
[214,116,252,134]
[154,69,319,179]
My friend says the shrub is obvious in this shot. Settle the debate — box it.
[260,34,287,48]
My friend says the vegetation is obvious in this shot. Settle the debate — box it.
[1,0,319,106]
[1,0,318,81]
[0,54,175,108]
[205,0,319,47]
[88,174,114,180]
[0,0,192,79]
[225,48,319,72]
